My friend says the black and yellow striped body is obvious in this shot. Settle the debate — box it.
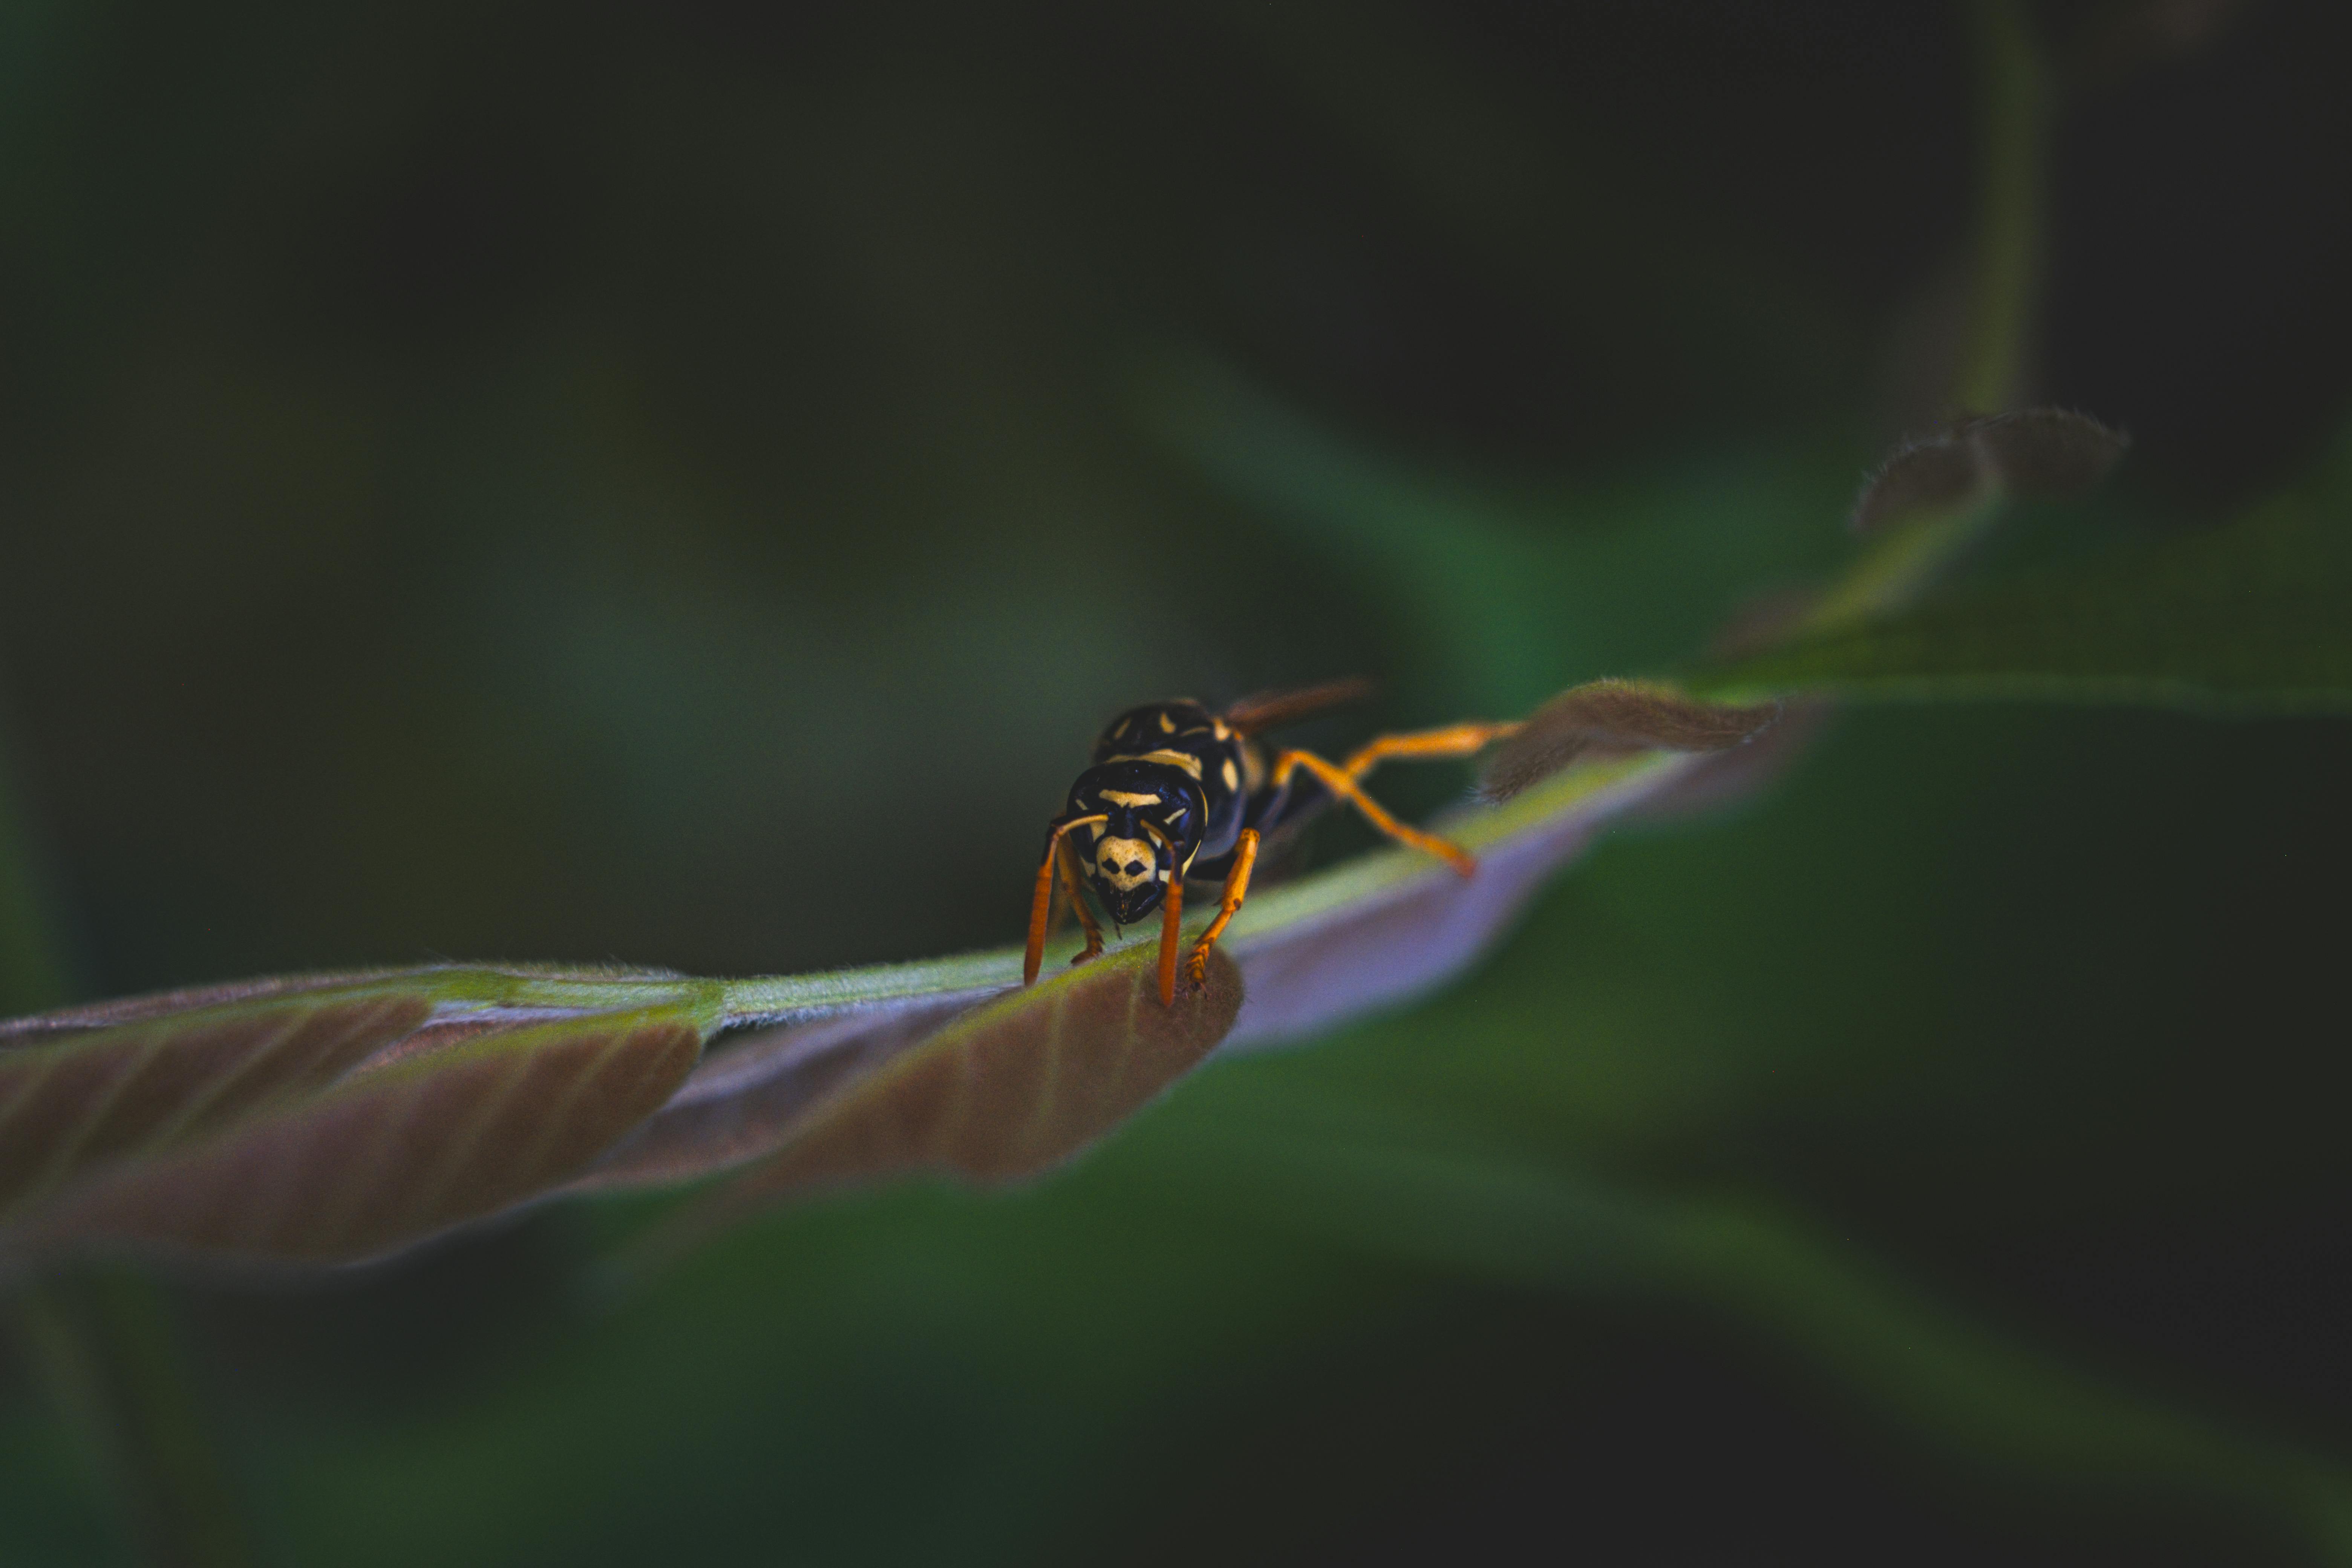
[1027,680,1514,1005]
[1057,699,1265,928]
[1091,700,1262,857]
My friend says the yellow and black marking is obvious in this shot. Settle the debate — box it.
[1023,689,1522,1006]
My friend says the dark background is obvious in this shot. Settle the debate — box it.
[3,1,2350,1562]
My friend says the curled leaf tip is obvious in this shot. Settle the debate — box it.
[1851,434,1985,536]
[1478,680,1780,802]
[1851,407,2129,534]
[1967,407,2131,498]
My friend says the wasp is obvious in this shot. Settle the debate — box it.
[1023,682,1522,1006]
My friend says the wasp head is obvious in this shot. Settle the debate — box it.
[1062,761,1205,927]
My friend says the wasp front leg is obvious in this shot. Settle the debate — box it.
[1184,827,1259,991]
[1056,835,1106,967]
[1024,813,1107,986]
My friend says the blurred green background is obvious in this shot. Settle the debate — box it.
[4,1,2351,1562]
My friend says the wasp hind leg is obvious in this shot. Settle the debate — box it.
[1338,721,1521,783]
[1269,720,1521,877]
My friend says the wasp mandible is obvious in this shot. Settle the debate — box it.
[1023,682,1522,1006]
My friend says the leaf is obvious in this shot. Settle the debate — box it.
[1849,433,1984,535]
[738,946,1238,1190]
[1138,359,1860,714]
[570,994,989,1191]
[0,988,433,1222]
[0,696,1795,1267]
[1850,409,2129,534]
[1698,482,2352,710]
[614,948,1240,1267]
[1968,407,2132,498]
[14,1011,700,1265]
[1476,679,1781,801]
[0,968,717,1266]
[573,739,1730,1213]
[1143,1099,2352,1561]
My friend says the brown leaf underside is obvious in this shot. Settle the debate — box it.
[1850,408,2129,535]
[0,994,433,1221]
[1478,680,1780,801]
[697,947,1242,1217]
[9,1012,700,1265]
[573,995,984,1192]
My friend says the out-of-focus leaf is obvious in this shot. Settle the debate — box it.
[0,989,432,1222]
[1477,680,1781,801]
[12,1009,701,1265]
[1850,409,2128,534]
[1141,360,1859,714]
[1147,1100,2352,1560]
[1970,408,2133,498]
[0,968,719,1266]
[1850,433,1986,535]
[1699,481,2352,711]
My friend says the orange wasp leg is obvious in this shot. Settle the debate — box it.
[1338,720,1522,783]
[1184,827,1260,992]
[1024,813,1107,986]
[1272,747,1483,877]
[1056,836,1106,966]
[1142,821,1185,1007]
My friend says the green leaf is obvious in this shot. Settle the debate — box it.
[1150,1102,2352,1560]
[1137,359,1859,714]
[1695,478,2352,711]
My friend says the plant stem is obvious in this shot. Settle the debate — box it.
[11,1274,256,1568]
[1787,0,2052,643]
[1957,0,2052,417]
[0,709,254,1567]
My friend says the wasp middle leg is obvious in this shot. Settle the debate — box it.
[1055,836,1106,967]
